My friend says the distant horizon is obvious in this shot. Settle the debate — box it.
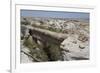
[21,10,90,20]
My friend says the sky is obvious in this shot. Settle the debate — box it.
[21,10,89,19]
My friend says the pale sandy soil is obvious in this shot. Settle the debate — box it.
[20,17,89,63]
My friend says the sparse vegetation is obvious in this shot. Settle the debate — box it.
[21,17,89,63]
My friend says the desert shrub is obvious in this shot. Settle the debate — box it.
[43,44,63,61]
[21,21,30,25]
[23,36,49,61]
[21,18,30,25]
[23,36,37,49]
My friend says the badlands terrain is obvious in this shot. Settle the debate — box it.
[20,17,89,63]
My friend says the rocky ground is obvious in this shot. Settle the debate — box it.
[20,17,89,63]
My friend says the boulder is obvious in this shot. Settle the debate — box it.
[60,36,89,61]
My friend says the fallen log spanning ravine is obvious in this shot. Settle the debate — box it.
[21,25,68,61]
[22,25,68,45]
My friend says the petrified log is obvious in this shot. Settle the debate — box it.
[22,25,68,45]
[21,25,68,61]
